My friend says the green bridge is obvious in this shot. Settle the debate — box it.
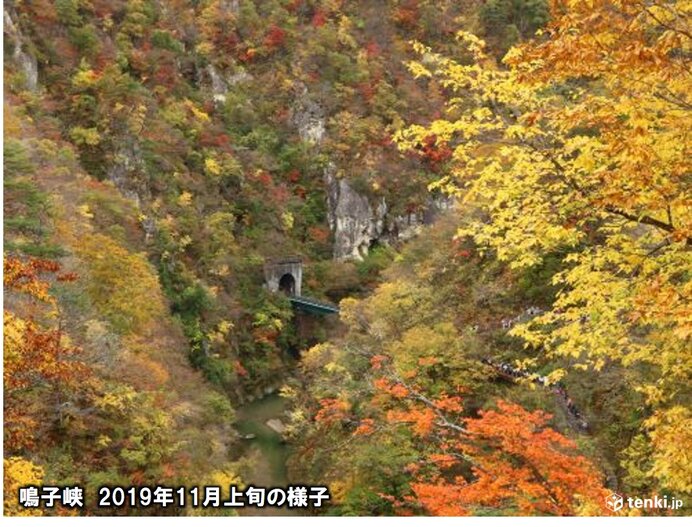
[289,295,340,316]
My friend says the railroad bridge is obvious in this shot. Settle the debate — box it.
[264,257,339,315]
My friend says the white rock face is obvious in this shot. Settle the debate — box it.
[204,65,252,105]
[325,164,387,261]
[206,64,229,104]
[289,84,326,144]
[4,9,38,91]
[325,170,455,260]
[107,137,152,207]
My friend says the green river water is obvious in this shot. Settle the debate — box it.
[235,393,296,516]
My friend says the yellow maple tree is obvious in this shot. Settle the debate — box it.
[396,0,691,493]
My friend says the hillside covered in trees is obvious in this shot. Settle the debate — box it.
[4,0,691,518]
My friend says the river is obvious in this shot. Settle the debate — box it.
[234,392,297,516]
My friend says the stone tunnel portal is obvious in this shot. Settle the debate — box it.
[264,257,302,297]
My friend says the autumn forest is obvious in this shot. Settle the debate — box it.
[3,0,691,518]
